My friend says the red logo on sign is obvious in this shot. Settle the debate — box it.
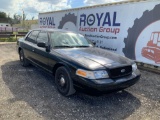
[141,32,160,64]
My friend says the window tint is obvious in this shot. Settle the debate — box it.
[37,32,48,43]
[26,31,39,44]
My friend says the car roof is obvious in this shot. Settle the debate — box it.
[32,28,77,34]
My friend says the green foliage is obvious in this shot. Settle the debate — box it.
[0,11,27,25]
[0,11,13,25]
[0,11,11,23]
[0,37,17,42]
[0,11,7,18]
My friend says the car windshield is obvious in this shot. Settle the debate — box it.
[50,32,93,47]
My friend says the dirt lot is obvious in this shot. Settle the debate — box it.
[0,43,160,120]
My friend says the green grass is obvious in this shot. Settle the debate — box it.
[0,37,17,42]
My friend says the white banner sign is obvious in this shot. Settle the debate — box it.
[39,0,160,66]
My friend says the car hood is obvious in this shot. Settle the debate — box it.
[54,47,133,70]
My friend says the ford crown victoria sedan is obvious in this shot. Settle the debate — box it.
[17,28,141,96]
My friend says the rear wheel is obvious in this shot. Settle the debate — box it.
[19,49,30,67]
[55,66,75,96]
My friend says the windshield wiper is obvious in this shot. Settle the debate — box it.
[54,45,74,48]
[73,45,91,47]
[54,45,92,48]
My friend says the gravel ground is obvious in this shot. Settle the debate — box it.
[0,43,160,120]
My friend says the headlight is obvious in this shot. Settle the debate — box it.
[132,63,137,71]
[76,69,109,79]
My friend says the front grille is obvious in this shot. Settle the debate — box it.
[109,65,132,79]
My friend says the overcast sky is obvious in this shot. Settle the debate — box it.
[0,0,127,19]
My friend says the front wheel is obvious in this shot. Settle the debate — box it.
[19,49,30,67]
[55,66,76,96]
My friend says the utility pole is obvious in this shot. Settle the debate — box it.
[22,9,25,31]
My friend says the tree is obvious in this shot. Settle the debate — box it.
[0,11,12,23]
[13,14,22,24]
[0,11,7,18]
[0,11,28,25]
[0,12,14,25]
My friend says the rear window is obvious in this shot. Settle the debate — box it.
[26,31,39,44]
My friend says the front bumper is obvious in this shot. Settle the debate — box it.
[73,70,141,93]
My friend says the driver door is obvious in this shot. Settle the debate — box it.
[33,31,50,70]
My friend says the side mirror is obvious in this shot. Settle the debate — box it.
[37,42,46,48]
[37,42,50,52]
[92,41,96,46]
[88,39,96,46]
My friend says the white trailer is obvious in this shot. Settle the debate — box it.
[0,23,11,27]
[39,0,160,67]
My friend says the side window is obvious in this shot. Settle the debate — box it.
[37,32,48,44]
[26,31,39,44]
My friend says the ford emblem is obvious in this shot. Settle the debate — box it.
[121,69,125,73]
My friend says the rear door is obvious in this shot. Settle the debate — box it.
[22,30,39,62]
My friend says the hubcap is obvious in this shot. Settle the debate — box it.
[59,76,66,86]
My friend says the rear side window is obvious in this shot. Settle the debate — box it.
[37,32,48,44]
[26,31,39,44]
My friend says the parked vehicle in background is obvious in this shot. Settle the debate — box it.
[17,28,141,96]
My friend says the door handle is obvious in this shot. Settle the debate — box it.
[32,49,34,52]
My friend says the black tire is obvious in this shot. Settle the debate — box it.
[58,13,77,29]
[19,49,30,67]
[123,4,160,59]
[55,66,76,96]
